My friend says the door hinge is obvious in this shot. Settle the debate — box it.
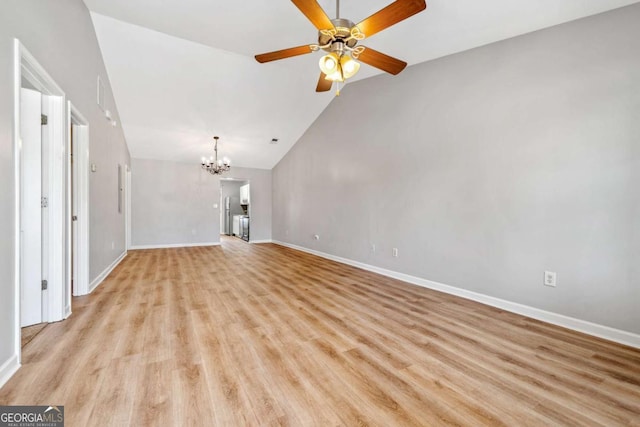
[41,196,48,208]
[41,114,48,125]
[41,280,48,290]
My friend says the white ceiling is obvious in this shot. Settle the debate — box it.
[86,0,639,169]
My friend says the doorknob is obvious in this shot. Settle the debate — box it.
[72,215,78,221]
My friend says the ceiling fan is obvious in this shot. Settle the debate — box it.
[255,0,427,94]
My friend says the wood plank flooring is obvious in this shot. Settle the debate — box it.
[1,237,639,426]
[21,323,47,347]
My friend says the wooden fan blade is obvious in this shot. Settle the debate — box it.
[291,0,335,31]
[255,45,313,63]
[358,47,407,75]
[356,0,426,39]
[316,72,332,92]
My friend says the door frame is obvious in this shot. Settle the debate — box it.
[13,39,68,363]
[126,165,131,250]
[67,103,90,298]
[220,177,251,240]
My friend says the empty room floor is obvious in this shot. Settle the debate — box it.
[1,237,639,426]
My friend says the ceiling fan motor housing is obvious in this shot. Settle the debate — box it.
[318,18,358,52]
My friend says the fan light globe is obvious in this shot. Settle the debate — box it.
[325,70,344,82]
[319,52,340,75]
[340,55,360,79]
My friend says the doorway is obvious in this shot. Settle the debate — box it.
[68,103,89,299]
[13,40,71,360]
[126,165,131,250]
[219,178,251,241]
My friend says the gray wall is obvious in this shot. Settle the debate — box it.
[131,160,272,246]
[0,0,130,369]
[131,158,218,247]
[272,5,640,334]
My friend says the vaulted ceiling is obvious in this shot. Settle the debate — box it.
[85,0,639,169]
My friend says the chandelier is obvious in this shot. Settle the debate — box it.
[201,136,231,175]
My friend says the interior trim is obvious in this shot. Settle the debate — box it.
[88,250,127,293]
[129,242,221,250]
[0,354,20,390]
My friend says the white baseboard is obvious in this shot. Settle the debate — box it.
[249,239,272,244]
[88,250,127,293]
[129,242,220,250]
[273,240,640,349]
[0,353,20,389]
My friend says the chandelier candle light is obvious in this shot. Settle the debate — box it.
[201,136,231,175]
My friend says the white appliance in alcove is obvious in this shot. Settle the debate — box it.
[233,215,241,236]
[240,184,250,205]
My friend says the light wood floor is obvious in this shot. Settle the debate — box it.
[21,323,47,348]
[1,237,639,426]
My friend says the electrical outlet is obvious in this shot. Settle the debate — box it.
[371,244,376,253]
[544,271,557,287]
[392,248,398,257]
[314,234,320,240]
[111,241,115,250]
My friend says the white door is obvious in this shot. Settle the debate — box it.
[126,167,131,250]
[71,124,78,294]
[20,88,43,327]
